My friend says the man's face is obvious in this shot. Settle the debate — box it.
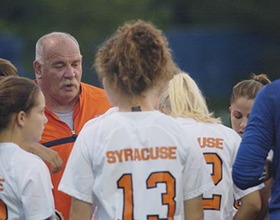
[35,38,83,107]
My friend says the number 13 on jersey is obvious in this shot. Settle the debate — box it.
[117,171,176,220]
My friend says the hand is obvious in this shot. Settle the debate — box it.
[21,142,63,173]
[41,146,63,173]
[259,159,273,182]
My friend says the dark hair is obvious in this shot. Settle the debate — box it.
[230,73,271,104]
[95,19,177,95]
[0,58,19,76]
[0,76,40,132]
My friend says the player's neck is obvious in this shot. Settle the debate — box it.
[118,95,156,112]
[0,129,21,145]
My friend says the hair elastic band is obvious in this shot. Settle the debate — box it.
[131,106,141,112]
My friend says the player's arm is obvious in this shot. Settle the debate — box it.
[70,197,92,220]
[233,190,261,220]
[184,195,203,220]
[21,142,63,173]
[255,178,273,220]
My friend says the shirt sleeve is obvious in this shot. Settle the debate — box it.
[182,138,214,200]
[233,183,264,201]
[20,157,55,220]
[58,126,95,204]
[232,86,274,189]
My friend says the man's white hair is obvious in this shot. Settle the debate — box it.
[35,32,80,63]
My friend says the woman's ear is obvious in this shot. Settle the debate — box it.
[16,111,26,127]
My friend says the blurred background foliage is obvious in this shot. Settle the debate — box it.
[0,0,279,123]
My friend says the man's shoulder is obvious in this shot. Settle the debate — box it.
[80,82,111,107]
[81,82,105,93]
[80,82,108,98]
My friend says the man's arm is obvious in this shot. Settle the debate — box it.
[21,142,63,173]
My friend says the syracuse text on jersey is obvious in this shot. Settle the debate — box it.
[198,137,224,149]
[106,146,177,163]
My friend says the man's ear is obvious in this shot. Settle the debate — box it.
[33,60,42,79]
[229,105,232,113]
[16,111,26,127]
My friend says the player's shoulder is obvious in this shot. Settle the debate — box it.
[208,123,241,144]
[78,107,120,143]
[6,143,39,161]
[203,122,239,137]
[16,148,46,167]
[179,119,240,144]
[213,122,238,134]
[6,144,48,178]
[151,112,189,133]
[83,107,119,129]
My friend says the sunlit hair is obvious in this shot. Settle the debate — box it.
[230,73,271,105]
[0,58,19,76]
[0,76,40,132]
[35,32,80,63]
[95,19,177,95]
[158,72,221,123]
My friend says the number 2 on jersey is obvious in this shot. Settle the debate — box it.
[0,200,8,220]
[202,153,222,210]
[117,171,175,220]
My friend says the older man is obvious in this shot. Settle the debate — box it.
[33,32,111,220]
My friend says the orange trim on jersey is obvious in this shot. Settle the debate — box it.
[0,199,8,220]
[0,178,4,192]
[41,83,111,220]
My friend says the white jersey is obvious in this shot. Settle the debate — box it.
[174,117,263,220]
[59,111,213,220]
[0,143,55,220]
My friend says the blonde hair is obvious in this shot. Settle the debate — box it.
[159,72,221,123]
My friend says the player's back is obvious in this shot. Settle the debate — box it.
[175,117,241,220]
[69,110,213,220]
[0,143,55,220]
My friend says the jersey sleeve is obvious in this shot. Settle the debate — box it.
[181,136,214,200]
[233,183,264,201]
[19,157,55,220]
[58,125,95,204]
[232,86,274,189]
